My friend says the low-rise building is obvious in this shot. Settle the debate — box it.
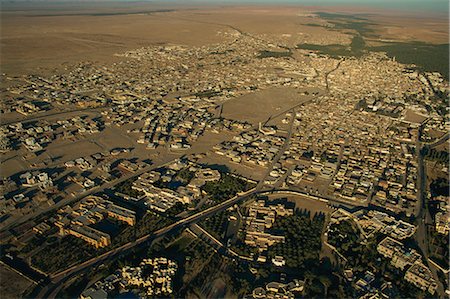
[404,262,438,295]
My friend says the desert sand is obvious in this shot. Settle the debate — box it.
[1,3,447,76]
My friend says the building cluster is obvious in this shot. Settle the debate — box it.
[65,154,103,171]
[19,171,54,191]
[214,129,285,167]
[132,164,221,212]
[81,257,177,299]
[433,196,450,235]
[0,90,51,115]
[329,209,416,241]
[377,236,437,295]
[357,96,405,118]
[0,18,448,299]
[16,101,48,116]
[2,22,447,232]
[243,200,293,253]
[0,175,56,222]
[265,92,421,215]
[102,95,253,151]
[55,195,136,248]
[1,114,103,155]
[251,279,305,299]
[354,210,416,239]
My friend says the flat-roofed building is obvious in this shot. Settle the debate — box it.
[67,225,111,248]
[404,262,438,295]
[103,200,136,226]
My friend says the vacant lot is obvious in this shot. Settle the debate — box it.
[0,263,35,299]
[222,86,320,125]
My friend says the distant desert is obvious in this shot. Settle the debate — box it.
[1,3,448,76]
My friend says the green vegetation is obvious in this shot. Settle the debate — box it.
[114,211,172,244]
[200,210,231,241]
[298,34,365,58]
[328,220,427,297]
[257,50,292,59]
[31,236,98,274]
[314,12,376,36]
[422,148,449,169]
[429,225,449,272]
[202,173,254,203]
[327,219,360,256]
[303,23,324,27]
[165,202,188,217]
[301,12,449,80]
[176,168,195,184]
[267,210,325,269]
[299,40,449,80]
[115,177,144,198]
[230,238,258,257]
[186,241,252,298]
[315,12,368,21]
[297,43,349,57]
[430,177,449,198]
[21,235,47,254]
[369,42,449,81]
[350,35,365,56]
[30,211,172,273]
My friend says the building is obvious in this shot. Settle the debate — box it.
[271,256,286,267]
[251,279,304,299]
[404,262,438,295]
[102,200,136,226]
[67,225,111,248]
[55,196,135,248]
[378,236,437,294]
[243,200,293,251]
[434,202,450,235]
[377,237,403,259]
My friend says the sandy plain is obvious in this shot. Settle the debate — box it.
[1,3,448,76]
[0,262,35,299]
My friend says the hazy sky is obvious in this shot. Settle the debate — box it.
[2,0,448,14]
[189,0,449,12]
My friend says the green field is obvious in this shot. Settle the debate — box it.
[300,12,449,80]
[297,34,366,58]
[368,42,449,80]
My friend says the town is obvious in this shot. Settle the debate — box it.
[0,6,448,299]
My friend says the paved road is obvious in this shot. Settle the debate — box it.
[426,132,449,148]
[324,59,343,92]
[257,107,296,190]
[35,180,366,299]
[414,130,445,297]
[36,187,258,299]
[0,106,107,126]
[0,156,178,234]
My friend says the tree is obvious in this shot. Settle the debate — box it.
[319,275,332,297]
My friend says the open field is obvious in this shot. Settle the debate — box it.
[222,86,320,125]
[0,262,35,299]
[1,4,447,77]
